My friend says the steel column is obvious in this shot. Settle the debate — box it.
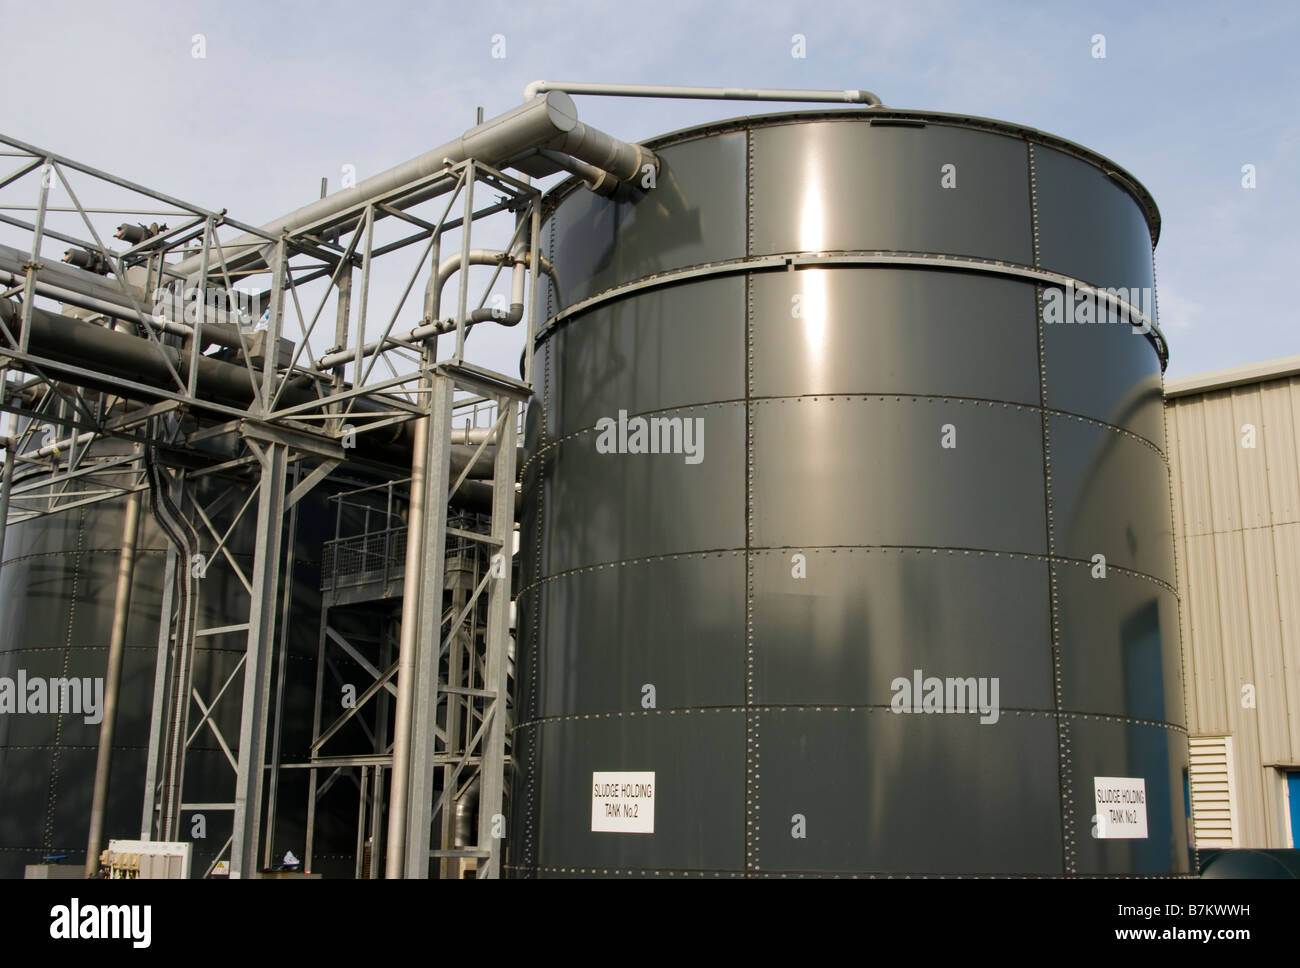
[385,413,429,877]
[229,440,288,878]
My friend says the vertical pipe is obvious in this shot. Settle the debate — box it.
[368,620,392,879]
[440,576,468,877]
[354,766,369,879]
[188,219,211,398]
[477,396,517,878]
[368,765,385,879]
[140,547,178,839]
[85,484,141,876]
[385,414,429,877]
[354,209,374,386]
[330,266,352,420]
[304,619,328,874]
[524,192,541,385]
[453,165,475,363]
[0,441,14,586]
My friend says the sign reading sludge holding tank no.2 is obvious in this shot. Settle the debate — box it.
[1094,777,1149,839]
[591,771,656,833]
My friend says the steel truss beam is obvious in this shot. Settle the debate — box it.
[1,135,538,880]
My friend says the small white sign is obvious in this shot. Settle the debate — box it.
[1094,776,1148,839]
[591,771,655,834]
[212,860,230,876]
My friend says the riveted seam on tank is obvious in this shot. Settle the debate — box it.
[41,503,85,856]
[513,548,738,597]
[0,744,150,751]
[504,863,730,877]
[509,706,1187,733]
[745,125,754,260]
[744,215,760,874]
[0,547,170,567]
[1153,244,1197,873]
[537,250,1164,348]
[520,291,552,870]
[512,544,1177,599]
[544,247,1084,317]
[518,398,744,473]
[522,394,1168,466]
[0,643,158,655]
[749,392,1167,457]
[503,861,1190,878]
[1027,139,1041,268]
[1030,140,1074,874]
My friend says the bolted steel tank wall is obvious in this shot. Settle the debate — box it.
[510,108,1188,876]
[0,463,329,877]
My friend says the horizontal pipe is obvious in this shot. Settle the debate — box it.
[19,427,100,462]
[170,93,574,280]
[522,80,884,106]
[545,122,655,183]
[0,244,247,348]
[536,149,619,196]
[0,267,191,339]
[0,299,521,484]
[0,243,145,306]
[168,93,655,282]
[0,297,281,407]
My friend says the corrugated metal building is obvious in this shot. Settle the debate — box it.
[1165,354,1300,851]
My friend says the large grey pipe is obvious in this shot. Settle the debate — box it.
[454,775,480,849]
[522,80,884,105]
[0,299,517,484]
[169,92,655,281]
[0,297,295,409]
[0,244,249,348]
[84,483,140,877]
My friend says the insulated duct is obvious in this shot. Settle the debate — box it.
[0,299,519,494]
[167,91,657,281]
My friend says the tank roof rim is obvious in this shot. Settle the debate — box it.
[543,106,1161,246]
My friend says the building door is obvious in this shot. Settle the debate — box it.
[1289,772,1300,848]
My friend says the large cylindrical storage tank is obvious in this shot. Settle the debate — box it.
[510,107,1188,876]
[0,486,167,876]
[0,444,329,877]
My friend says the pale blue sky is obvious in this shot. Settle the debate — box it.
[2,0,1296,378]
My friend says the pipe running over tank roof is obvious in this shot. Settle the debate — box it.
[521,80,884,106]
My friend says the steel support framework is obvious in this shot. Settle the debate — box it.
[0,134,539,878]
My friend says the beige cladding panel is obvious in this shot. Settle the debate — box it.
[1259,381,1300,524]
[1183,533,1228,731]
[1276,521,1300,757]
[1175,403,1213,536]
[1167,373,1300,848]
[1231,388,1271,529]
[1203,394,1241,534]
